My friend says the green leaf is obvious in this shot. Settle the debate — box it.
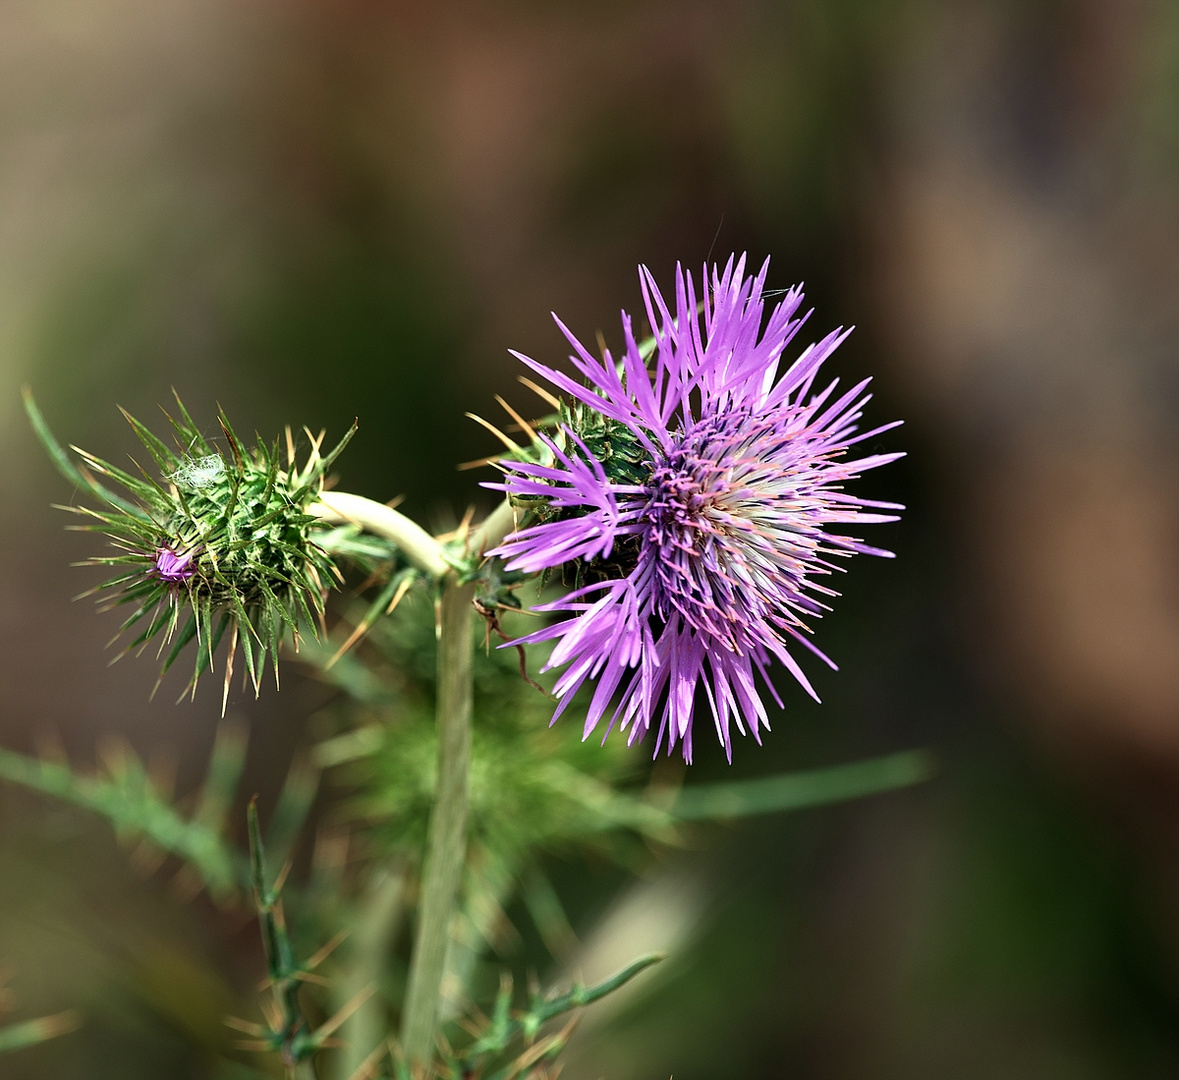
[264,756,321,873]
[0,1012,81,1055]
[192,721,249,834]
[160,395,212,456]
[0,747,242,899]
[316,418,358,475]
[158,614,200,679]
[23,389,144,517]
[667,748,936,821]
[464,954,662,1071]
[119,405,180,475]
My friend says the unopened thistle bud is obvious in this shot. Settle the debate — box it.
[26,391,355,711]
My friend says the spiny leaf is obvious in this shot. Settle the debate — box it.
[0,747,242,899]
[667,749,936,821]
[463,954,662,1070]
[119,405,179,475]
[23,389,143,517]
[0,1011,81,1055]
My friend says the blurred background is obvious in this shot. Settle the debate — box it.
[4,0,1179,1076]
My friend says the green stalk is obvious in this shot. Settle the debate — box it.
[400,575,476,1065]
[333,865,408,1080]
[468,497,518,557]
[248,799,321,1078]
[311,495,517,1067]
[313,492,449,579]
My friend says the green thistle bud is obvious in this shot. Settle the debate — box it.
[479,396,648,589]
[555,398,649,487]
[25,391,355,710]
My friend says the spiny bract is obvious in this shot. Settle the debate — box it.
[33,392,354,710]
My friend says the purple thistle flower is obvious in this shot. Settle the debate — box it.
[152,546,196,585]
[490,255,904,763]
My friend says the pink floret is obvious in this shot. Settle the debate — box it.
[153,547,195,584]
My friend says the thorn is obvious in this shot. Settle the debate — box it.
[222,623,238,718]
[495,395,539,444]
[327,575,413,669]
[313,984,377,1043]
[261,996,283,1032]
[225,1015,268,1036]
[217,415,245,471]
[434,506,475,545]
[311,825,349,876]
[170,863,204,903]
[466,412,523,454]
[35,728,68,765]
[457,454,503,471]
[23,1010,82,1041]
[127,838,167,879]
[271,855,295,895]
[326,621,370,670]
[302,426,325,464]
[385,575,415,616]
[346,1038,393,1080]
[146,746,177,801]
[304,927,351,971]
[456,1015,483,1038]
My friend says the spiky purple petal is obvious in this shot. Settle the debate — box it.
[153,547,195,584]
[492,256,903,762]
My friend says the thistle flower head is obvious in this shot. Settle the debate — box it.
[490,255,903,762]
[152,547,196,584]
[27,391,354,710]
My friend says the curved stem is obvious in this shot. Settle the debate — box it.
[468,497,518,558]
[310,494,519,1067]
[312,491,450,579]
[400,575,476,1065]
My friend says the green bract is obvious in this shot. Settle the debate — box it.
[556,398,649,487]
[25,391,354,708]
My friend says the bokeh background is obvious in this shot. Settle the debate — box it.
[4,0,1179,1076]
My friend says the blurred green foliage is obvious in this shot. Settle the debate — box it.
[6,0,1179,1077]
[0,568,931,1077]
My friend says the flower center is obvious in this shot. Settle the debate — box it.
[640,425,762,650]
[153,546,196,585]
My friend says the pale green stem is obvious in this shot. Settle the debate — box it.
[468,497,519,558]
[333,865,408,1080]
[311,494,517,1066]
[438,854,518,1024]
[400,574,477,1065]
[312,491,450,579]
[313,491,518,578]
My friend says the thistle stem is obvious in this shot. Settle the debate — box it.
[333,865,407,1080]
[312,494,518,1066]
[313,491,450,579]
[400,574,476,1065]
[469,497,518,558]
